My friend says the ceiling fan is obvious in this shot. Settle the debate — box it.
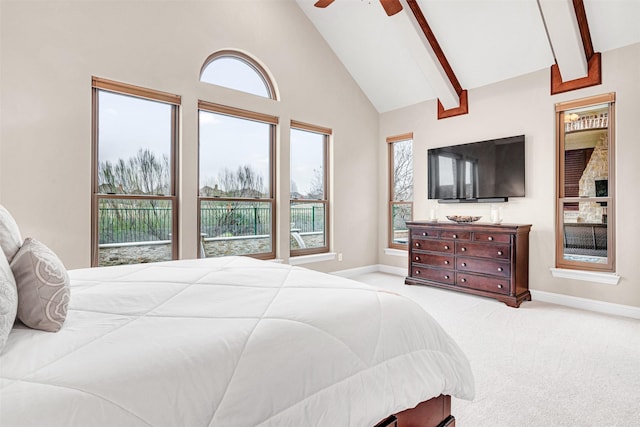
[314,0,403,17]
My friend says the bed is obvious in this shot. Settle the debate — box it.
[0,255,474,426]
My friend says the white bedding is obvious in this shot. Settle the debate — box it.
[0,256,474,426]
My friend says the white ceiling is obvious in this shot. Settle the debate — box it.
[296,0,640,113]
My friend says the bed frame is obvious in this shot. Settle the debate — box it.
[375,395,454,427]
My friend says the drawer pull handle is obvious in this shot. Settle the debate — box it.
[415,256,420,261]
[444,275,450,280]
[416,270,421,275]
[461,278,467,283]
[415,242,421,248]
[497,250,503,255]
[452,234,458,239]
[422,232,428,236]
[497,284,503,289]
[444,245,450,250]
[461,262,467,267]
[461,247,467,252]
[497,267,503,272]
[444,260,449,265]
[488,236,494,241]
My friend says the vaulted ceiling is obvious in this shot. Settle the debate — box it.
[296,0,640,114]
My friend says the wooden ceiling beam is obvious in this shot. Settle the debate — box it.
[572,0,594,60]
[539,0,601,95]
[403,0,467,119]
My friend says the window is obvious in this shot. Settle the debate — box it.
[290,121,331,256]
[556,93,615,272]
[91,77,180,267]
[388,134,413,249]
[198,101,277,259]
[200,50,278,100]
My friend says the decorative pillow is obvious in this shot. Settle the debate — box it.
[10,238,70,332]
[0,252,18,354]
[0,205,23,263]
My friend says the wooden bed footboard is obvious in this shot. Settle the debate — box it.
[374,395,454,427]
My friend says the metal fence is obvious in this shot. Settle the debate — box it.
[99,207,172,244]
[290,205,324,233]
[99,206,325,244]
[200,206,271,238]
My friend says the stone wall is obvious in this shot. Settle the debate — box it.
[577,134,608,223]
[99,233,325,266]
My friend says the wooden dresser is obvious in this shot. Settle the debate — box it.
[405,221,531,308]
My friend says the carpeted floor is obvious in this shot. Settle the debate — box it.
[352,272,640,427]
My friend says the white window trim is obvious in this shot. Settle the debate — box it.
[384,248,407,257]
[288,252,337,265]
[550,268,620,285]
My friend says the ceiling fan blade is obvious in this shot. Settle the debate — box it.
[380,0,403,16]
[314,0,335,8]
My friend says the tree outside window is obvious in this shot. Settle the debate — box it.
[388,135,413,249]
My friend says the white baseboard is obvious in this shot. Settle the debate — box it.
[377,264,406,276]
[332,264,405,278]
[332,264,640,320]
[331,265,380,277]
[530,290,640,320]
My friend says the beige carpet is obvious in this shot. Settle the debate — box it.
[352,272,640,427]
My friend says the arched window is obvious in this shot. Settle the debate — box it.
[200,50,278,100]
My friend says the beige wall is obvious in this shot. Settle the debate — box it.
[0,0,379,272]
[379,42,640,308]
[3,1,639,308]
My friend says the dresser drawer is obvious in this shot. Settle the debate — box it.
[440,230,471,241]
[412,253,454,267]
[411,266,455,285]
[412,239,454,253]
[412,229,439,239]
[455,242,510,260]
[473,232,511,244]
[457,257,510,277]
[456,273,510,295]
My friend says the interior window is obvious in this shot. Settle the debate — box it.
[290,121,331,256]
[388,134,413,249]
[91,77,179,267]
[198,101,277,260]
[556,93,615,272]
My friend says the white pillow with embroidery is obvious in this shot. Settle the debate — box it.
[0,251,18,353]
[0,205,23,263]
[10,238,70,332]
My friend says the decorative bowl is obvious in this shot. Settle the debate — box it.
[446,215,481,224]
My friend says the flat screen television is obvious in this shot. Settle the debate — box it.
[428,135,525,202]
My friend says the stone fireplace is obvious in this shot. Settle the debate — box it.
[577,133,608,223]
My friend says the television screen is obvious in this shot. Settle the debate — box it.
[428,135,525,201]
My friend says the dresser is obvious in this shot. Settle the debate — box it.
[405,221,531,308]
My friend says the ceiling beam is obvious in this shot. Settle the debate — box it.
[571,0,594,59]
[538,0,601,94]
[538,0,588,81]
[394,0,467,118]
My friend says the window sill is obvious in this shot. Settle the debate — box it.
[289,252,336,266]
[550,268,620,285]
[384,248,407,257]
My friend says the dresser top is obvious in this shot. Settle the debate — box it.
[406,221,531,233]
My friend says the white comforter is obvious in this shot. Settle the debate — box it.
[0,256,474,426]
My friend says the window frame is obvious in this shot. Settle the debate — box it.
[91,77,180,267]
[388,133,414,250]
[555,93,616,272]
[197,100,278,260]
[289,120,331,257]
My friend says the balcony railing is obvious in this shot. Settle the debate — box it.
[99,206,325,244]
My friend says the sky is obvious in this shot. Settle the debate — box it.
[98,57,323,195]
